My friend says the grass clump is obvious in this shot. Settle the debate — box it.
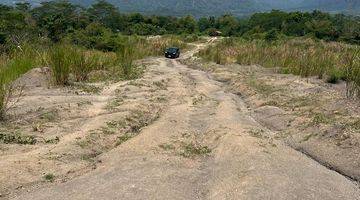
[43,173,55,182]
[0,132,36,145]
[71,48,100,82]
[49,44,72,86]
[159,143,175,151]
[345,49,360,98]
[116,133,132,146]
[311,113,331,125]
[179,143,211,158]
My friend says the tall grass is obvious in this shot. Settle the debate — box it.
[345,49,360,98]
[116,43,136,80]
[49,44,72,85]
[0,44,39,119]
[71,48,100,82]
[198,37,360,98]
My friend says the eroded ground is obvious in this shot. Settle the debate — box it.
[1,41,360,200]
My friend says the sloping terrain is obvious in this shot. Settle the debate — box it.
[2,40,359,200]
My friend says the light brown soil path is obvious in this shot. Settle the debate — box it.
[8,44,360,200]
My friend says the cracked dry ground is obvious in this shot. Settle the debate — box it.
[2,45,360,199]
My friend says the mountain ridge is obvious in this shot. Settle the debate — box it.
[1,0,359,17]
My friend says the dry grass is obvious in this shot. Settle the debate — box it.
[198,37,360,98]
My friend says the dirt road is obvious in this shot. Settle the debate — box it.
[7,43,360,200]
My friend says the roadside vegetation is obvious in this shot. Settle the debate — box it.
[0,0,359,120]
[0,35,187,119]
[198,37,360,98]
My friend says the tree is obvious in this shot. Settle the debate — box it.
[87,0,122,31]
[198,17,211,32]
[216,15,238,36]
[178,15,197,34]
[15,2,31,12]
[31,1,81,41]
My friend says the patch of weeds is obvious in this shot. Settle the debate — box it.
[262,100,280,107]
[153,80,167,90]
[75,84,102,94]
[76,139,90,149]
[124,109,157,133]
[349,119,360,130]
[39,110,59,122]
[45,136,60,144]
[0,132,36,145]
[116,133,133,146]
[285,96,312,109]
[311,113,331,125]
[105,98,123,111]
[159,143,175,151]
[106,121,120,129]
[248,129,266,139]
[32,123,45,132]
[128,80,145,87]
[192,94,206,105]
[151,96,167,103]
[179,143,211,158]
[43,173,55,182]
[99,126,116,135]
[99,120,126,135]
[81,150,101,162]
[77,101,93,107]
[181,132,191,138]
[247,77,276,96]
[326,69,343,84]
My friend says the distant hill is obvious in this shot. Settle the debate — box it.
[2,0,359,17]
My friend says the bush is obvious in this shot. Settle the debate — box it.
[265,29,278,42]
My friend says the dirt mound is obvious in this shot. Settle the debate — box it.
[13,67,51,88]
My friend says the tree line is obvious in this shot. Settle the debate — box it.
[0,0,359,47]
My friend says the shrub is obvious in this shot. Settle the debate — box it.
[265,29,278,42]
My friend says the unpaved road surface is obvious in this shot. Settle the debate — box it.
[6,43,360,200]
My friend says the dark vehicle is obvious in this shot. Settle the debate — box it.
[165,47,180,59]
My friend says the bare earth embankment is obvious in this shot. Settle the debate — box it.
[1,41,360,199]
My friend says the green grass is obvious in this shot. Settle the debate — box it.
[0,44,39,119]
[179,143,211,158]
[43,173,55,182]
[116,133,132,146]
[0,132,36,145]
[71,48,100,82]
[49,44,72,86]
[0,35,188,120]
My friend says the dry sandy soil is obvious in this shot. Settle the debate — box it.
[1,40,360,199]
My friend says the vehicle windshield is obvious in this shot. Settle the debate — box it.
[166,48,178,53]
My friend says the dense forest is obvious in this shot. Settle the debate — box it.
[0,0,359,48]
